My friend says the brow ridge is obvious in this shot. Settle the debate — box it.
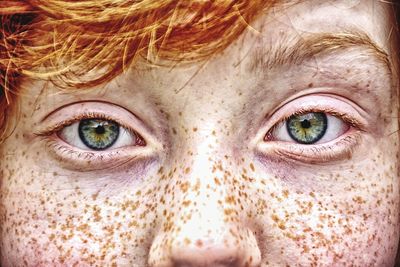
[248,31,391,73]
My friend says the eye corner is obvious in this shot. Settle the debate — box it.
[263,130,275,142]
[132,130,147,147]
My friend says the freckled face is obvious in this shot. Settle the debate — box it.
[1,1,399,266]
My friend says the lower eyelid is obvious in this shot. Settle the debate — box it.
[43,137,154,172]
[257,130,362,164]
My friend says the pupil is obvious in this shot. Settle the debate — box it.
[300,119,311,129]
[95,125,105,134]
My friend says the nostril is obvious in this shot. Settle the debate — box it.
[171,246,244,267]
[174,257,241,267]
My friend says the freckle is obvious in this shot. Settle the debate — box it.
[91,192,99,201]
[225,196,236,204]
[192,127,198,132]
[182,200,191,207]
[184,167,190,174]
[249,163,255,172]
[308,83,313,88]
[271,214,279,223]
[49,233,56,241]
[172,128,177,135]
[195,239,203,247]
[282,190,289,198]
[224,209,235,216]
[180,181,189,193]
[183,238,191,245]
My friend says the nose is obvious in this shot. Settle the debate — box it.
[151,229,260,267]
[148,163,261,267]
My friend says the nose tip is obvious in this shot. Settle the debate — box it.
[148,227,261,267]
[171,240,243,267]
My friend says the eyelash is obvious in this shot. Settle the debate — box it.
[265,106,362,141]
[38,111,137,137]
[35,111,146,169]
[261,106,364,163]
[37,103,364,166]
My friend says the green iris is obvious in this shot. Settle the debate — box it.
[78,119,119,150]
[286,112,327,144]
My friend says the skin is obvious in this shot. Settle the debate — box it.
[1,0,399,266]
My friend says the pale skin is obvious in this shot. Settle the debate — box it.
[0,0,399,266]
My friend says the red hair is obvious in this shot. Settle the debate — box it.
[0,0,399,141]
[0,0,277,140]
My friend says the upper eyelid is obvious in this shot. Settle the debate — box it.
[33,101,165,152]
[264,95,369,130]
[35,101,152,136]
[39,100,134,123]
[270,107,362,132]
[37,112,134,136]
[248,94,370,148]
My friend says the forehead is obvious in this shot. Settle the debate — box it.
[128,0,395,95]
[22,0,397,124]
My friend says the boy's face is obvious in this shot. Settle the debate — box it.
[1,0,399,266]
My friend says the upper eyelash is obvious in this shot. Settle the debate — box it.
[267,106,364,136]
[35,111,139,138]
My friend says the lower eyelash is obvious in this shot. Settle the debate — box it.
[47,139,106,161]
[264,130,362,164]
[44,138,139,171]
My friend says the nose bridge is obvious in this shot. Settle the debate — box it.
[175,132,239,226]
[175,158,236,239]
[168,136,235,233]
[148,135,261,267]
[172,125,235,210]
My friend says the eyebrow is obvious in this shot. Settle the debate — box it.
[247,31,392,74]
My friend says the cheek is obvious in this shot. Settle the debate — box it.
[254,157,399,265]
[1,142,399,266]
[0,159,161,266]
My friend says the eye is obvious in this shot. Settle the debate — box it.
[268,112,350,144]
[59,118,145,151]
